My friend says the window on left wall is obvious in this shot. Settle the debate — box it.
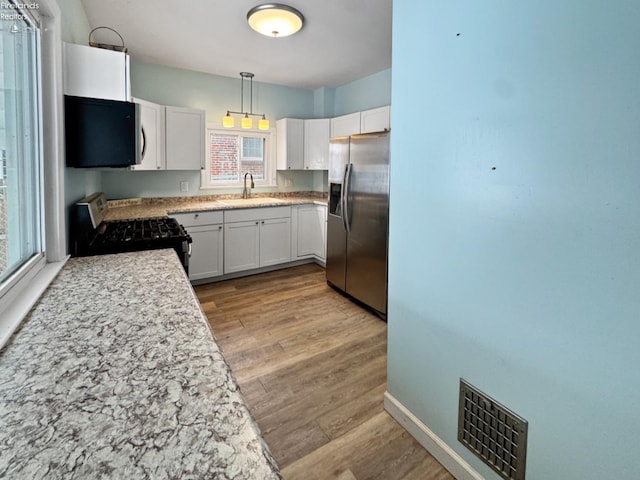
[0,4,44,287]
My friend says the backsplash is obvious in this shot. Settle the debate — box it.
[106,191,327,208]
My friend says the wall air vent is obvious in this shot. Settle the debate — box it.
[458,379,528,480]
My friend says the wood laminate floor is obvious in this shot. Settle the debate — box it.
[194,263,454,480]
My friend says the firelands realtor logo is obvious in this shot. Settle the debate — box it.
[1,2,39,20]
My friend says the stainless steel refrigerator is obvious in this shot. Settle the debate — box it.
[326,131,390,317]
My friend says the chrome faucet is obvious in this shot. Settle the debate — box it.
[242,172,254,199]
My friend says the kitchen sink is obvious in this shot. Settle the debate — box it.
[217,197,286,207]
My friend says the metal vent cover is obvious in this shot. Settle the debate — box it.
[458,379,528,480]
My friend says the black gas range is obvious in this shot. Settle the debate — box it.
[73,193,192,272]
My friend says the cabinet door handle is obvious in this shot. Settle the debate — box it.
[218,225,222,230]
[255,221,259,225]
[195,213,199,218]
[261,221,265,224]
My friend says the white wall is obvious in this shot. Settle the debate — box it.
[388,1,640,479]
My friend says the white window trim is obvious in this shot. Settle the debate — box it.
[200,122,277,190]
[0,0,68,350]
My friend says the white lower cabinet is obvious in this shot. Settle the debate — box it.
[173,204,324,280]
[188,225,224,279]
[170,211,224,281]
[260,217,293,266]
[224,221,260,273]
[293,204,327,262]
[224,207,292,274]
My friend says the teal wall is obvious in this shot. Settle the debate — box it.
[129,61,314,120]
[388,1,640,479]
[101,61,319,198]
[333,68,391,116]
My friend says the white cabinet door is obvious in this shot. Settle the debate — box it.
[360,106,390,134]
[224,220,260,274]
[131,98,165,171]
[170,211,225,281]
[188,224,224,280]
[330,112,361,138]
[303,118,330,170]
[165,106,205,170]
[260,217,291,267]
[276,118,304,170]
[296,205,326,259]
[63,43,130,101]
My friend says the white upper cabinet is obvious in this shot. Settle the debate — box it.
[360,105,391,134]
[63,43,130,101]
[277,118,329,171]
[330,106,390,137]
[277,106,390,171]
[330,112,361,138]
[131,98,165,171]
[165,106,205,170]
[276,118,304,170]
[303,119,330,170]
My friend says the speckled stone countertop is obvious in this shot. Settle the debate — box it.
[0,249,281,479]
[104,192,328,221]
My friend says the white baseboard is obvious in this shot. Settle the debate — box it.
[384,391,484,480]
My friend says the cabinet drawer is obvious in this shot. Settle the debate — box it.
[224,206,291,223]
[170,210,223,227]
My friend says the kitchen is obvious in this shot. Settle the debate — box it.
[1,0,413,478]
[1,1,639,480]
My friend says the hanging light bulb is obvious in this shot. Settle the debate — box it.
[222,72,269,129]
[222,111,235,128]
[241,113,253,129]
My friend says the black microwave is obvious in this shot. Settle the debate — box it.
[65,95,141,168]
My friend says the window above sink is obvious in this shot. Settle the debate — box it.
[201,126,277,190]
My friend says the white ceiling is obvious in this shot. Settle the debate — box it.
[80,0,393,90]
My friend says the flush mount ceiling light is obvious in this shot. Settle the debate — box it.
[222,72,270,130]
[247,4,304,38]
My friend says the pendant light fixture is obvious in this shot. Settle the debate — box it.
[247,4,304,38]
[222,72,270,130]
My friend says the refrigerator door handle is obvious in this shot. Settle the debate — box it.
[342,163,353,233]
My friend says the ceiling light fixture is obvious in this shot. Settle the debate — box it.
[222,72,270,130]
[247,4,304,38]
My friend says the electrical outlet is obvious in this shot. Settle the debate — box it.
[284,178,293,187]
[180,181,189,192]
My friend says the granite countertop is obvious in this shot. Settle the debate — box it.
[0,250,281,480]
[104,192,328,222]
